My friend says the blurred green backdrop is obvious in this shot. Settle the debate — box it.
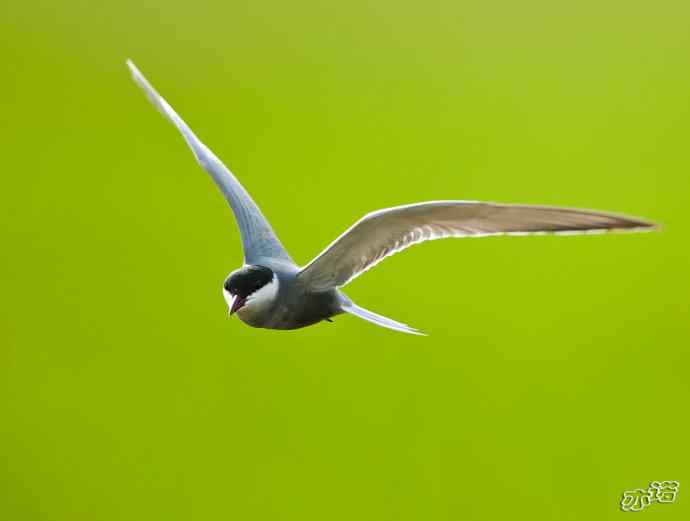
[2,1,689,520]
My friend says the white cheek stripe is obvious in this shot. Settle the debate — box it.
[242,276,279,314]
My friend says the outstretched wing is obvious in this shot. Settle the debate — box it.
[127,60,293,265]
[298,201,656,291]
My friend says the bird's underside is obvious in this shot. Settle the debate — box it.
[127,59,657,336]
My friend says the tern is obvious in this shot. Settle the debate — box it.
[127,60,656,335]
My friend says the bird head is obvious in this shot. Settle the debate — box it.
[223,265,277,316]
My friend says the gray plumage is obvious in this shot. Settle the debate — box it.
[127,60,657,336]
[127,60,291,265]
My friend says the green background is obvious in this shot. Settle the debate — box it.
[2,1,689,519]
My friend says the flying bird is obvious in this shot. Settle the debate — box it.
[127,60,656,335]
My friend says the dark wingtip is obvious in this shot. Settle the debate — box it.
[624,219,662,233]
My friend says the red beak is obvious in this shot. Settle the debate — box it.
[229,295,247,315]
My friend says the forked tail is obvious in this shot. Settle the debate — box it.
[340,300,425,336]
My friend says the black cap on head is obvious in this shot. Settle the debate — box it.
[223,265,273,298]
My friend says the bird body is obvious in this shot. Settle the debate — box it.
[127,60,656,336]
[226,262,345,330]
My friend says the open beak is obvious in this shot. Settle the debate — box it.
[227,294,247,316]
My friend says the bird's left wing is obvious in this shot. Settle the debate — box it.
[298,201,656,292]
[127,60,293,265]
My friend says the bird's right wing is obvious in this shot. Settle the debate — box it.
[298,201,657,292]
[127,60,293,265]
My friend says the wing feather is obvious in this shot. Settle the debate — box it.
[298,201,656,291]
[127,60,293,264]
